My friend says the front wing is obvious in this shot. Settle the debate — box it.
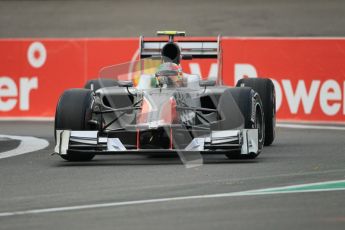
[54,128,259,156]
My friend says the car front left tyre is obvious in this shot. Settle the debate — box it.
[55,89,96,161]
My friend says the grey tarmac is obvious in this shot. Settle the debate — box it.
[0,121,344,230]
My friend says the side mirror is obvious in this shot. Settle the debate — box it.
[199,80,216,87]
[118,81,133,88]
[182,54,193,60]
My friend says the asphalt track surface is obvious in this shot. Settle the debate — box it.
[1,0,345,229]
[0,0,345,38]
[0,121,344,230]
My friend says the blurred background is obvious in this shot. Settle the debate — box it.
[0,0,344,38]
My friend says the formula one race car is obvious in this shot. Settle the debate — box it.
[54,31,276,164]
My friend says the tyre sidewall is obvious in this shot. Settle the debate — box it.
[225,88,264,159]
[55,89,95,161]
[236,78,275,146]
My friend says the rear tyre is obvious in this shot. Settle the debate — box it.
[224,87,264,159]
[55,89,95,161]
[236,78,276,146]
[84,79,118,91]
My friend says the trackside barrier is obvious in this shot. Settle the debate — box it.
[0,37,344,123]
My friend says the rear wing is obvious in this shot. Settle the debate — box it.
[139,31,223,84]
[140,36,221,59]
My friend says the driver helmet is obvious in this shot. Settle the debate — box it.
[155,62,183,87]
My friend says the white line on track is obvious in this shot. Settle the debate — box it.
[276,123,345,131]
[0,135,49,160]
[0,180,344,218]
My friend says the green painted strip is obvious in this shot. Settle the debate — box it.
[246,180,345,194]
[275,181,345,192]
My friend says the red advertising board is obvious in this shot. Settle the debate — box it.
[0,37,344,123]
[0,39,138,118]
[222,38,345,122]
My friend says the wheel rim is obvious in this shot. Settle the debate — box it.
[272,88,276,135]
[255,105,264,143]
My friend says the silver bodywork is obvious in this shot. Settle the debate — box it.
[54,32,264,160]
